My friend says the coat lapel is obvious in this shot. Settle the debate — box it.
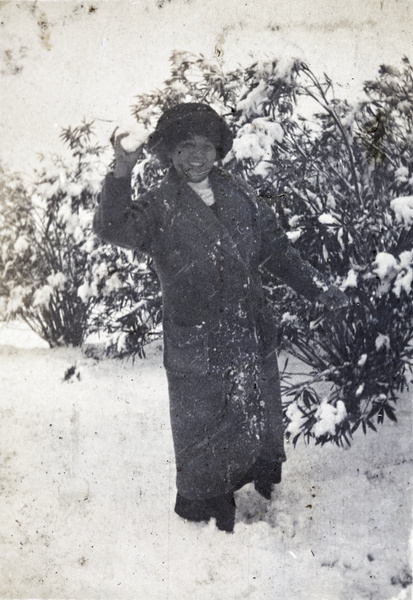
[163,168,252,268]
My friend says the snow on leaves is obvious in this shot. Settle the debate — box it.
[2,53,413,444]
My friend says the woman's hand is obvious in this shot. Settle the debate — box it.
[316,286,349,310]
[110,127,145,179]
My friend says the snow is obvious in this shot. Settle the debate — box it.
[312,399,347,438]
[4,285,28,315]
[117,126,149,153]
[391,196,413,229]
[340,268,358,289]
[395,167,410,184]
[32,285,53,308]
[286,229,303,243]
[358,354,368,367]
[13,236,29,255]
[0,322,412,600]
[47,272,67,290]
[373,252,399,281]
[376,334,391,352]
[236,80,271,120]
[318,213,337,226]
[373,250,413,296]
[232,118,284,164]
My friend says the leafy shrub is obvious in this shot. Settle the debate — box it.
[129,52,413,445]
[0,122,163,354]
[0,123,106,346]
[1,52,412,447]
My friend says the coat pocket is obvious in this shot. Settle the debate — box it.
[163,322,209,376]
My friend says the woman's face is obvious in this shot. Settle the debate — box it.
[171,135,217,183]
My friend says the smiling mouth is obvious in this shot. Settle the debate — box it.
[182,164,210,176]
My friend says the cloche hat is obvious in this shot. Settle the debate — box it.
[147,103,233,159]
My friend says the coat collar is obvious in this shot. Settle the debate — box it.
[161,167,252,267]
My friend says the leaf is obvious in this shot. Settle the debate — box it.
[351,421,361,434]
[302,388,314,409]
[366,420,378,432]
[383,404,398,423]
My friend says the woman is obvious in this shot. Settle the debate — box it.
[94,103,346,533]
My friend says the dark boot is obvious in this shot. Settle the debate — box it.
[175,492,236,533]
[174,493,212,523]
[209,493,236,533]
[253,458,282,500]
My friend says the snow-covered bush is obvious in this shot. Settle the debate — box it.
[265,58,413,446]
[2,51,412,446]
[0,123,108,346]
[128,52,413,445]
[0,123,162,354]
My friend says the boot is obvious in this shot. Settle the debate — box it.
[175,492,236,533]
[210,493,236,533]
[254,459,282,500]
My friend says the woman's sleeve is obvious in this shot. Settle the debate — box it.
[93,173,159,254]
[257,198,328,301]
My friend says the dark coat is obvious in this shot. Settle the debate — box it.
[94,166,326,500]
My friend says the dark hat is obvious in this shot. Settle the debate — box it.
[147,103,233,159]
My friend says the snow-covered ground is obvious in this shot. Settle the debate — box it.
[0,322,411,600]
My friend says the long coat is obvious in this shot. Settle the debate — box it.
[93,166,326,500]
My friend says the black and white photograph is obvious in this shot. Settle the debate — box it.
[0,1,412,598]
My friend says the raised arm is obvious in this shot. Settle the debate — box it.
[93,130,159,253]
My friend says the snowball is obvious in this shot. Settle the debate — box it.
[118,125,149,153]
[313,399,347,438]
[391,195,413,228]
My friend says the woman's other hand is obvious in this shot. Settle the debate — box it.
[316,286,349,310]
[111,127,145,179]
